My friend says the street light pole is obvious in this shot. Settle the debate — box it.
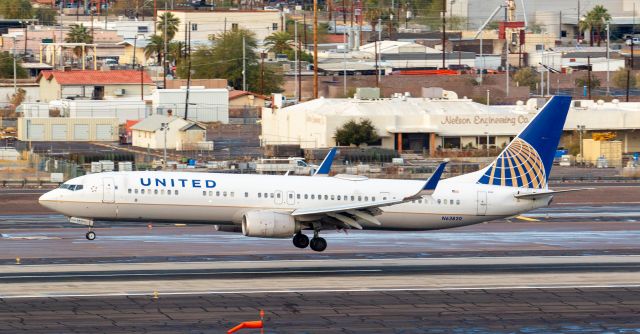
[11,36,16,94]
[606,20,610,96]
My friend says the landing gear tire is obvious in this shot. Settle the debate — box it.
[85,231,96,241]
[293,233,310,249]
[309,237,327,252]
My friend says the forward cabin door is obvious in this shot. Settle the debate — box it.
[102,177,115,203]
[476,191,487,216]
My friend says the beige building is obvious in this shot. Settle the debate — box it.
[158,10,283,42]
[131,115,211,151]
[36,70,156,102]
[262,96,640,154]
[17,117,119,141]
[229,90,267,108]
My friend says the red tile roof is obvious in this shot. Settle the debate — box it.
[37,70,155,86]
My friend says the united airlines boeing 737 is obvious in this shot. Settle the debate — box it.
[40,96,579,252]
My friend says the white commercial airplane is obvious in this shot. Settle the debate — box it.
[40,96,578,252]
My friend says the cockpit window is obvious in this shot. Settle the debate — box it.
[59,184,83,191]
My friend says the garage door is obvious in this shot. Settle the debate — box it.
[51,124,67,141]
[73,124,90,140]
[27,121,44,140]
[95,124,113,140]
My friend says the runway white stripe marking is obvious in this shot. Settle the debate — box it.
[2,284,640,299]
[0,269,381,280]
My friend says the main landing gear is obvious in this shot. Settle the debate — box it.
[292,231,327,252]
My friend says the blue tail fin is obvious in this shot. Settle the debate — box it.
[477,96,572,189]
[313,147,337,176]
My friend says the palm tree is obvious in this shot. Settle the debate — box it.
[264,31,293,54]
[64,24,93,65]
[144,34,165,64]
[580,5,611,46]
[587,5,611,46]
[157,12,180,41]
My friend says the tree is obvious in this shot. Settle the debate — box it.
[574,74,601,89]
[181,29,284,94]
[65,24,93,63]
[0,52,27,79]
[144,34,165,64]
[580,5,611,46]
[35,7,57,25]
[513,67,538,90]
[334,119,380,147]
[612,67,637,88]
[157,12,180,41]
[527,21,544,34]
[0,0,32,19]
[264,31,293,54]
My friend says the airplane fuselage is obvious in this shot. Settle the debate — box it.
[40,171,549,231]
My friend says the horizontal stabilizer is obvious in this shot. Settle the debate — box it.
[514,188,594,200]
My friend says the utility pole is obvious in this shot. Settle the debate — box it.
[587,55,591,100]
[313,0,318,99]
[606,20,610,96]
[140,64,144,100]
[11,37,16,94]
[505,5,509,97]
[23,21,28,55]
[343,27,347,97]
[374,28,379,88]
[184,23,192,121]
[59,1,63,69]
[378,17,382,84]
[242,35,246,91]
[441,0,446,69]
[294,20,298,101]
[163,2,168,89]
[298,23,302,101]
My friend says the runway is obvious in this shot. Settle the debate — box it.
[1,185,640,332]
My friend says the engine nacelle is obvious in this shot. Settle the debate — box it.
[242,210,300,238]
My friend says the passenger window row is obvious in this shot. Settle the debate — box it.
[202,190,235,198]
[411,198,461,205]
[128,188,179,196]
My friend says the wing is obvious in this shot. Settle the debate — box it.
[292,162,448,229]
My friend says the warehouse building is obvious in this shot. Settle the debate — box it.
[131,115,212,151]
[261,92,640,154]
[16,117,119,142]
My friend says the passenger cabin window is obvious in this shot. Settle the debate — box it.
[245,192,249,198]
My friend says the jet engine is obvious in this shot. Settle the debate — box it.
[242,210,300,238]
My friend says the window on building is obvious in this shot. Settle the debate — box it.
[231,23,239,31]
[137,26,148,33]
[191,23,198,31]
[272,23,278,31]
[443,137,461,149]
[477,136,496,147]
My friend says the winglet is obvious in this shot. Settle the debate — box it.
[423,161,448,191]
[313,147,337,176]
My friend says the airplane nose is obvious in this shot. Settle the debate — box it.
[38,190,56,209]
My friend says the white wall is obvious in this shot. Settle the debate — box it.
[152,88,229,123]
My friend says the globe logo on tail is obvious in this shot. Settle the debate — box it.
[477,138,547,189]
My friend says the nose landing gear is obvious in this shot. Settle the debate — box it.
[85,231,96,241]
